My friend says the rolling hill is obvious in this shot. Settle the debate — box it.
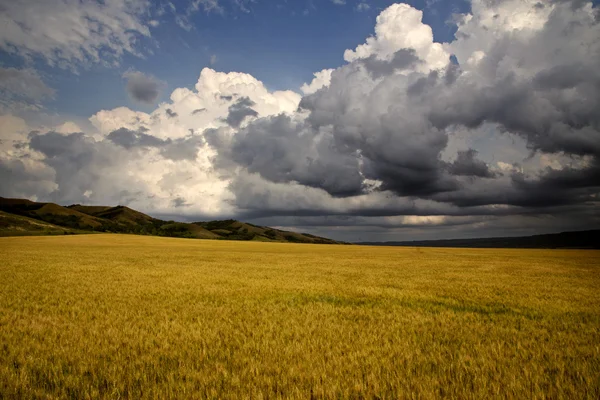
[0,210,80,236]
[0,197,341,243]
[0,198,109,230]
[194,219,340,244]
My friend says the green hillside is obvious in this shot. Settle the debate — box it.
[69,204,219,239]
[71,205,156,224]
[0,198,110,230]
[0,197,341,243]
[0,210,79,236]
[195,219,339,244]
[68,205,112,215]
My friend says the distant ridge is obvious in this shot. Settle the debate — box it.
[0,197,342,244]
[358,230,600,249]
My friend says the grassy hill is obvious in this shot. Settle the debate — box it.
[68,205,112,215]
[0,198,110,231]
[195,219,339,244]
[0,210,80,236]
[0,197,340,243]
[71,205,156,225]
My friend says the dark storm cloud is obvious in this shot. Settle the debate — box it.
[447,149,497,178]
[428,161,600,210]
[244,207,600,242]
[214,7,600,206]
[406,72,438,96]
[226,2,599,215]
[29,131,89,160]
[532,63,593,90]
[509,162,600,207]
[107,128,203,161]
[207,114,365,196]
[107,127,166,149]
[405,65,459,97]
[429,5,600,159]
[246,214,487,230]
[429,73,600,157]
[361,49,422,79]
[225,168,599,222]
[123,71,163,105]
[0,157,54,199]
[160,136,204,161]
[28,131,125,204]
[297,68,458,198]
[224,97,258,128]
[172,197,190,208]
[199,0,600,237]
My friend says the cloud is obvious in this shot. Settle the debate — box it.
[207,0,600,230]
[107,127,205,161]
[360,48,422,78]
[175,0,223,30]
[123,71,164,105]
[0,0,152,70]
[107,127,166,150]
[0,67,55,102]
[233,0,255,13]
[301,69,334,95]
[447,149,497,178]
[172,196,190,208]
[224,97,258,127]
[189,0,223,14]
[344,3,449,70]
[1,1,600,241]
[357,3,370,12]
[1,67,301,217]
[207,114,365,197]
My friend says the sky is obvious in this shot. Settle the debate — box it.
[0,0,599,242]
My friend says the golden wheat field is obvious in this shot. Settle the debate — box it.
[1,234,599,399]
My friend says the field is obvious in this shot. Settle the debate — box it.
[1,235,599,399]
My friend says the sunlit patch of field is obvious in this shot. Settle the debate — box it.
[1,234,599,399]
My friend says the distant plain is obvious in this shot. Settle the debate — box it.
[1,234,599,398]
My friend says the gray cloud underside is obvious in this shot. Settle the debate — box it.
[224,97,258,127]
[361,49,422,79]
[446,149,497,178]
[106,128,204,161]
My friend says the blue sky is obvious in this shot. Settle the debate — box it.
[0,0,468,117]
